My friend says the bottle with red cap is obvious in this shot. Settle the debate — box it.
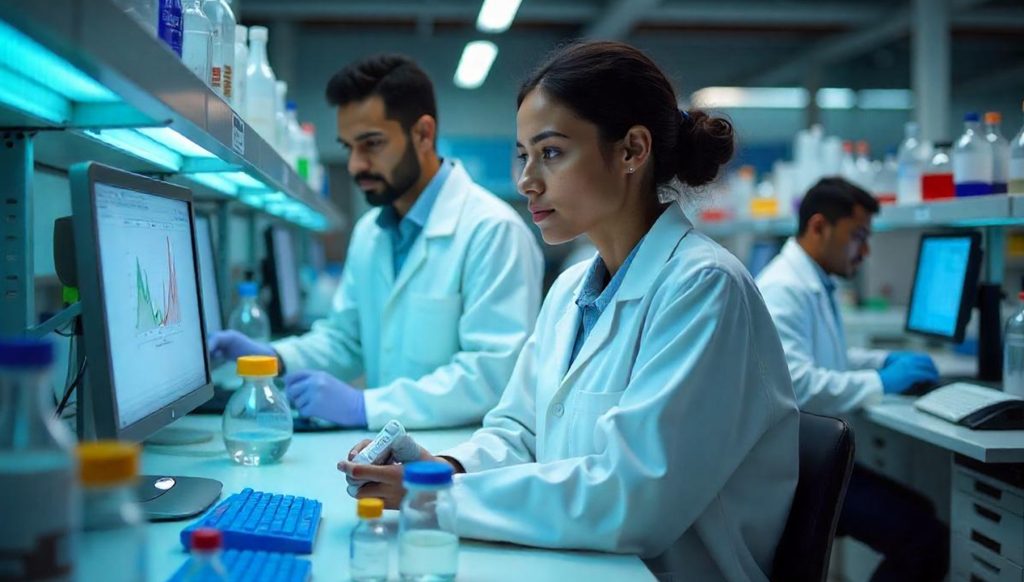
[183,528,228,581]
[1004,291,1024,397]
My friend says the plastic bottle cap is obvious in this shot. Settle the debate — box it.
[77,441,140,486]
[191,528,223,551]
[0,337,54,368]
[238,281,258,297]
[985,112,1002,124]
[236,355,278,377]
[964,112,980,122]
[403,461,453,486]
[249,26,268,41]
[358,498,384,519]
[1019,291,1024,301]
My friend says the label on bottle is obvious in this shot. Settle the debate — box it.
[952,151,994,184]
[211,66,222,89]
[232,112,245,154]
[1011,158,1024,181]
[158,0,183,56]
[0,454,76,581]
[223,65,233,100]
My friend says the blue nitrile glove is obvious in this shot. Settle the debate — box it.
[206,330,275,365]
[283,370,367,427]
[879,353,939,394]
[345,434,422,498]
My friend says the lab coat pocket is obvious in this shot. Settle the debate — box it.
[403,294,463,366]
[569,390,625,456]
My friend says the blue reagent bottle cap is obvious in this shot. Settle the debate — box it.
[238,282,259,297]
[964,112,980,122]
[404,461,454,486]
[0,337,55,368]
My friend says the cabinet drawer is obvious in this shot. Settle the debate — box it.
[953,491,1024,565]
[953,535,1024,582]
[955,466,1024,518]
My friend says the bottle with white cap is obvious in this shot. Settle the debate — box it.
[0,337,78,582]
[181,0,212,84]
[245,26,278,142]
[202,0,235,100]
[953,112,994,197]
[232,24,249,111]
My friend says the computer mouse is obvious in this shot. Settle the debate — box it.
[903,380,939,396]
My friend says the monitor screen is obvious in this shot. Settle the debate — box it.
[906,233,981,342]
[271,226,302,327]
[194,215,223,334]
[93,182,209,429]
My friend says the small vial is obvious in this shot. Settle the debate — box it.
[351,498,389,582]
[183,528,228,581]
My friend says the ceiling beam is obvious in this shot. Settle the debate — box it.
[736,0,993,86]
[583,0,662,40]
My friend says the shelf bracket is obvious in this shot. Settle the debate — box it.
[0,130,34,335]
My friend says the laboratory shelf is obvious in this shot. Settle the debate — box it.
[698,195,1024,238]
[0,0,342,231]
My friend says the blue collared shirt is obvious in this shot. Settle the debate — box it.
[375,159,453,275]
[568,241,643,367]
[810,254,841,325]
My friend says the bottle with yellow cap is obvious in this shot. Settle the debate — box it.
[223,355,292,465]
[350,497,389,582]
[77,441,146,582]
[0,337,78,582]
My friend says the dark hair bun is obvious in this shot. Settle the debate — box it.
[675,110,735,188]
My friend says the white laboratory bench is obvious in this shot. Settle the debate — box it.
[852,351,1024,581]
[114,415,654,582]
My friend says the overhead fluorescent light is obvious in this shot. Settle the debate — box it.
[0,66,69,123]
[0,19,117,103]
[84,128,182,170]
[858,89,913,110]
[188,172,238,196]
[222,171,266,189]
[138,127,217,158]
[476,0,523,33]
[454,41,498,89]
[816,88,856,110]
[691,87,809,109]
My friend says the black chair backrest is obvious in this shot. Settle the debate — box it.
[771,412,855,582]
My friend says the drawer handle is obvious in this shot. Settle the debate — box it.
[971,530,1002,555]
[974,481,1003,501]
[971,552,1001,575]
[974,503,1003,524]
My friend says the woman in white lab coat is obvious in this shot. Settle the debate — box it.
[341,40,800,581]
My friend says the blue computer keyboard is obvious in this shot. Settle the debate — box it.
[167,549,312,582]
[180,489,322,554]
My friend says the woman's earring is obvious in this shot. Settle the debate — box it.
[627,167,635,174]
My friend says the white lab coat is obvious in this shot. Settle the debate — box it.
[439,203,799,581]
[756,238,889,415]
[273,162,544,430]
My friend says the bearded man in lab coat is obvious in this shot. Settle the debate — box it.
[757,177,947,581]
[208,54,543,430]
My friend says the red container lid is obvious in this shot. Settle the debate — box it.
[191,528,222,551]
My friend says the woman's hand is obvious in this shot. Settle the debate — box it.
[337,436,458,509]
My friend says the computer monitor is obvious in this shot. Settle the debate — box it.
[71,162,220,519]
[906,232,983,343]
[263,225,302,333]
[194,214,223,334]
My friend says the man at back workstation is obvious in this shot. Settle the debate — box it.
[208,54,544,430]
[757,177,948,581]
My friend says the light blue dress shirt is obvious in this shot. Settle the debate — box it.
[375,159,453,275]
[568,241,643,367]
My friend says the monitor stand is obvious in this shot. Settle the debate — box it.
[136,475,222,521]
[145,426,214,446]
[977,283,1003,383]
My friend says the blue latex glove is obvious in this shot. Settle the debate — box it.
[206,330,275,365]
[879,353,939,394]
[283,370,367,427]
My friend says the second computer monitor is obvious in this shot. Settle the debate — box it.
[264,225,302,333]
[71,162,213,441]
[906,232,983,344]
[194,214,223,334]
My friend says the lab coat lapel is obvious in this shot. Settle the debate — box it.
[386,162,468,307]
[779,239,845,362]
[370,215,396,289]
[560,203,693,386]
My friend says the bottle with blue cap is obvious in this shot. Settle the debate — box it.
[0,337,78,581]
[399,461,458,581]
[953,112,995,197]
[228,281,270,342]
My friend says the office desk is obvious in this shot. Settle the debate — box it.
[122,415,653,582]
[865,395,1024,463]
